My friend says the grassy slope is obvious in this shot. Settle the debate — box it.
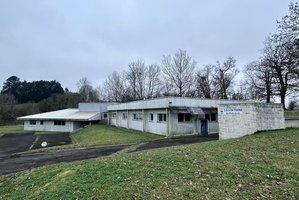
[71,124,164,146]
[1,128,298,199]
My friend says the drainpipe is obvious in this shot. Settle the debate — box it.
[167,101,172,137]
[108,112,110,125]
[166,107,169,136]
[142,109,145,132]
[127,110,129,128]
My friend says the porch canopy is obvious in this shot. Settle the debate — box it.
[172,107,206,119]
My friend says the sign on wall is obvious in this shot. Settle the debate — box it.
[220,108,243,115]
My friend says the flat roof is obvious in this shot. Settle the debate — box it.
[17,108,101,121]
[107,97,249,111]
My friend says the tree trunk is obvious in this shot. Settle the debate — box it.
[280,89,286,110]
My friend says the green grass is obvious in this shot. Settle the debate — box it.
[0,125,64,137]
[71,124,164,146]
[0,125,25,136]
[34,131,68,135]
[285,110,299,118]
[0,128,298,199]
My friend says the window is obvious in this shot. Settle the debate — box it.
[133,113,143,120]
[211,113,217,121]
[122,113,127,119]
[178,114,184,122]
[178,114,191,122]
[54,121,65,126]
[29,120,36,125]
[149,113,154,121]
[185,114,191,122]
[158,113,167,122]
[111,113,116,119]
[40,120,44,125]
[205,114,210,120]
[103,113,108,119]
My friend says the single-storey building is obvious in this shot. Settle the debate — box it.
[107,97,285,139]
[18,102,115,132]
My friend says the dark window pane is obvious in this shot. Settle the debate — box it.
[178,114,184,122]
[185,114,191,122]
[205,114,210,120]
[211,113,216,121]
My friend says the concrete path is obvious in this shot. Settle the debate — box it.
[0,133,217,175]
[0,145,130,175]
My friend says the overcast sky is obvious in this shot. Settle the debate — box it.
[0,0,294,92]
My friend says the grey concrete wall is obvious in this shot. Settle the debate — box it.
[79,102,117,112]
[208,122,219,134]
[169,113,194,136]
[218,103,285,140]
[145,110,167,135]
[285,118,299,128]
[108,97,248,111]
[24,120,75,132]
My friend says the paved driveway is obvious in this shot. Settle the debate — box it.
[0,133,217,175]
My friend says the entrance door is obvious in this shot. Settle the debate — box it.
[201,120,208,136]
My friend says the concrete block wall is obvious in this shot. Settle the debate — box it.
[218,103,285,140]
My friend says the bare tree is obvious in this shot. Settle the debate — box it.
[162,49,196,97]
[126,60,161,100]
[104,71,130,102]
[126,59,147,100]
[213,57,239,99]
[244,61,274,102]
[262,36,299,109]
[195,65,215,98]
[231,80,251,100]
[77,77,99,102]
[277,2,299,44]
[146,64,161,98]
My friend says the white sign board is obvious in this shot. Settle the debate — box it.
[220,108,243,115]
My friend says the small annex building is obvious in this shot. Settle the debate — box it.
[18,102,115,132]
[107,97,285,139]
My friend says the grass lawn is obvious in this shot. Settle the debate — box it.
[71,124,164,146]
[0,125,25,136]
[0,128,298,199]
[285,110,299,118]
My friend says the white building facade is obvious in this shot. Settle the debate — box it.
[108,98,242,136]
[108,97,285,139]
[18,103,115,132]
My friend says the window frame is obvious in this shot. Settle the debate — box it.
[149,113,154,122]
[178,113,192,123]
[29,120,36,125]
[158,113,167,122]
[133,113,143,121]
[54,120,66,126]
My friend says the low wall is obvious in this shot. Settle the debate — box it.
[218,103,285,140]
[285,118,299,128]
